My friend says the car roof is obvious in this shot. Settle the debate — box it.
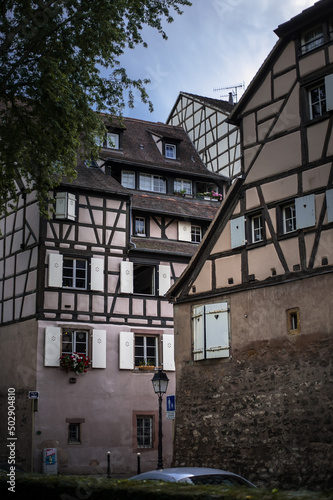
[130,467,248,482]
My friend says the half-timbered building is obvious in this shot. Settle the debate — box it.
[167,92,242,179]
[167,0,333,490]
[0,116,227,475]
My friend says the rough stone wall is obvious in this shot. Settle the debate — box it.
[172,332,333,490]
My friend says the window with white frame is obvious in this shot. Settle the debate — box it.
[63,258,88,289]
[192,302,230,361]
[135,217,146,236]
[174,179,192,194]
[137,416,153,448]
[165,144,176,159]
[139,173,166,193]
[106,132,119,149]
[307,75,333,120]
[55,192,76,220]
[283,203,296,234]
[301,25,324,54]
[120,261,170,296]
[191,225,202,243]
[121,170,135,189]
[280,195,316,235]
[135,335,158,367]
[251,214,263,243]
[62,330,88,356]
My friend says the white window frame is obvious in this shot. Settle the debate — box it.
[134,335,158,367]
[174,179,192,194]
[121,170,135,189]
[139,173,166,193]
[251,214,263,243]
[191,225,202,243]
[62,329,89,356]
[119,331,175,371]
[283,203,296,234]
[106,132,119,149]
[192,302,230,361]
[308,80,326,119]
[63,257,88,289]
[301,25,324,54]
[135,217,146,236]
[165,143,176,159]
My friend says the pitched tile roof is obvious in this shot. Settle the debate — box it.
[60,163,129,195]
[130,236,200,257]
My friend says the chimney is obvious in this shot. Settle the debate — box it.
[229,92,234,105]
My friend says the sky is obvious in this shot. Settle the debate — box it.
[117,0,317,123]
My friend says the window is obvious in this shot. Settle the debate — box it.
[55,192,76,221]
[139,174,166,193]
[165,144,176,159]
[122,171,135,189]
[283,203,296,234]
[135,335,158,367]
[63,258,88,289]
[287,308,300,335]
[135,217,146,236]
[191,225,202,243]
[106,132,119,149]
[174,179,192,195]
[62,330,88,356]
[137,416,153,448]
[251,214,263,243]
[68,423,81,444]
[120,262,171,297]
[192,302,230,361]
[301,25,324,54]
[309,81,326,119]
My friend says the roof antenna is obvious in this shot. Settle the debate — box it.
[213,82,245,104]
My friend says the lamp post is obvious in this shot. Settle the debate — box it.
[151,368,169,470]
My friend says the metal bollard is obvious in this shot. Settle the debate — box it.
[107,451,111,478]
[137,452,141,475]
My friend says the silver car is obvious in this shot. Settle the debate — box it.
[130,467,255,487]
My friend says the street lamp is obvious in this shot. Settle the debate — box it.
[151,368,169,470]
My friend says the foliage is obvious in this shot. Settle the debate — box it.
[60,353,90,374]
[197,191,223,201]
[0,0,191,218]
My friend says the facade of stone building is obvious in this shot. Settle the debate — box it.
[168,0,333,490]
[0,116,227,475]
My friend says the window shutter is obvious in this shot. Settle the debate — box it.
[158,265,171,296]
[119,331,134,369]
[120,261,133,294]
[205,303,229,359]
[67,193,76,221]
[325,74,333,112]
[230,216,246,248]
[192,305,205,361]
[162,334,175,371]
[55,192,67,219]
[326,189,333,223]
[178,221,191,242]
[92,329,106,368]
[91,258,104,291]
[44,327,61,366]
[295,194,316,229]
[48,253,63,288]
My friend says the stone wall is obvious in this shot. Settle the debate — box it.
[172,332,333,490]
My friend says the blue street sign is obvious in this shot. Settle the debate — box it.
[166,395,175,412]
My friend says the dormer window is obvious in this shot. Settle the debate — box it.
[106,133,120,149]
[139,173,166,193]
[301,25,324,54]
[122,170,135,189]
[165,143,176,159]
[174,179,192,195]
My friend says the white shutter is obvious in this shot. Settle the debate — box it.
[230,216,246,248]
[67,193,76,221]
[205,302,229,359]
[119,331,134,369]
[44,327,61,366]
[91,258,104,291]
[48,253,63,288]
[295,194,316,229]
[120,261,133,294]
[178,221,191,242]
[326,189,333,223]
[55,192,67,219]
[158,265,171,296]
[325,74,333,112]
[162,334,175,371]
[192,305,205,361]
[92,329,106,368]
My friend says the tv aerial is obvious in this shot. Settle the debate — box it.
[213,82,245,104]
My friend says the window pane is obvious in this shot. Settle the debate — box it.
[133,265,155,294]
[122,171,135,188]
[252,215,263,242]
[137,417,153,448]
[69,423,80,443]
[165,144,176,158]
[283,204,296,233]
[135,217,145,235]
[310,83,326,119]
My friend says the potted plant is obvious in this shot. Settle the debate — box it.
[60,353,90,374]
[138,359,155,371]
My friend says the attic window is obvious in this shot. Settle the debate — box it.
[301,25,324,54]
[165,144,176,159]
[106,133,119,149]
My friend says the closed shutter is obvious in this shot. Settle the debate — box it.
[326,189,333,223]
[44,327,61,366]
[178,221,191,242]
[55,192,67,219]
[91,258,104,291]
[120,261,133,294]
[158,265,171,296]
[119,331,134,369]
[192,305,205,361]
[162,334,175,371]
[205,302,229,359]
[325,74,333,112]
[230,216,246,248]
[92,329,106,368]
[48,253,63,288]
[295,194,316,229]
[67,193,76,221]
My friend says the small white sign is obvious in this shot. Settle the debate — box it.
[28,391,39,399]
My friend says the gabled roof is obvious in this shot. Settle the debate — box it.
[99,115,223,180]
[166,91,234,124]
[228,0,332,126]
